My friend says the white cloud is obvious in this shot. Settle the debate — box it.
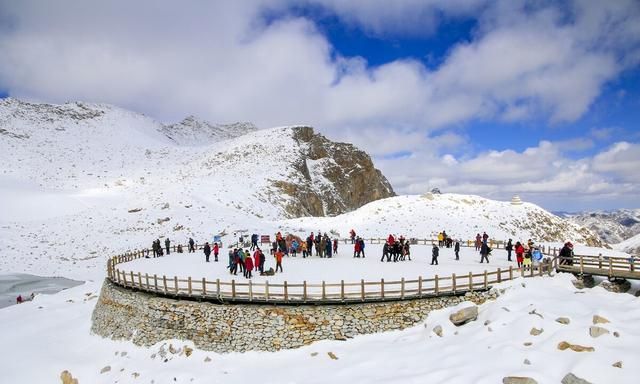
[0,0,638,210]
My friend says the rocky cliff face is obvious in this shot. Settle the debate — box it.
[271,126,395,217]
[560,209,640,245]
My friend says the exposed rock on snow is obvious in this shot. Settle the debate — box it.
[561,372,593,384]
[502,377,537,384]
[589,326,610,338]
[592,315,610,324]
[555,317,571,325]
[432,325,443,337]
[449,305,478,326]
[60,370,79,384]
[557,342,595,352]
[530,327,544,336]
[600,279,631,293]
[572,275,596,289]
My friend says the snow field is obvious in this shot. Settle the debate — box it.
[2,274,639,383]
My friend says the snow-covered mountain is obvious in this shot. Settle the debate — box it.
[0,98,604,280]
[285,193,602,246]
[559,209,640,245]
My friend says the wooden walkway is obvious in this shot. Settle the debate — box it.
[555,254,639,280]
[104,239,638,305]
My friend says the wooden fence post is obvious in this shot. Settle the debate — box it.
[188,277,192,296]
[322,280,326,300]
[265,281,270,301]
[483,270,488,289]
[216,279,221,298]
[381,279,385,299]
[340,280,345,301]
[303,281,307,301]
[122,271,127,286]
[154,274,158,291]
[231,280,236,299]
[418,276,423,296]
[580,256,584,274]
[162,275,167,294]
[452,273,456,293]
[284,281,289,302]
[137,272,142,289]
[202,278,206,296]
[608,258,613,278]
[130,271,134,287]
[174,276,178,295]
[248,280,253,301]
[145,273,149,289]
[497,268,501,283]
[509,266,513,280]
[468,272,473,291]
[360,279,365,301]
[401,278,405,299]
[435,275,439,294]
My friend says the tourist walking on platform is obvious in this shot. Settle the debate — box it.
[475,233,481,251]
[165,238,171,255]
[506,239,513,261]
[152,240,159,258]
[275,249,284,272]
[253,249,260,271]
[431,244,439,265]
[188,238,195,253]
[482,232,489,245]
[454,240,460,260]
[244,255,254,278]
[353,239,361,258]
[515,241,524,268]
[229,249,237,275]
[259,249,266,273]
[213,242,219,262]
[480,242,490,263]
[350,229,356,244]
[203,242,211,262]
[403,242,411,261]
[251,233,258,251]
[358,237,366,258]
[325,236,332,258]
[381,242,389,262]
[333,239,338,256]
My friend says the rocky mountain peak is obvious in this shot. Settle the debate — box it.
[161,117,257,146]
[270,126,395,217]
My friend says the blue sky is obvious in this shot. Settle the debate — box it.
[0,1,638,211]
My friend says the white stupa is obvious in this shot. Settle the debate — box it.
[511,194,523,205]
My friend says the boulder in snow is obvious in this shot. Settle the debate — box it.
[502,377,537,384]
[589,326,609,338]
[600,279,631,293]
[561,373,592,384]
[557,342,594,352]
[449,305,478,326]
[592,315,610,324]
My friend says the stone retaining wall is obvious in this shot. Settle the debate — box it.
[91,279,495,353]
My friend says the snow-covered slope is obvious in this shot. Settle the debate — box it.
[284,193,601,245]
[560,209,640,245]
[161,117,257,146]
[613,233,640,256]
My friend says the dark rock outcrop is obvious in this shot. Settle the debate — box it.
[274,127,395,217]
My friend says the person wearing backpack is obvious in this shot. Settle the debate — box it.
[203,242,211,262]
[480,242,490,263]
[431,244,439,265]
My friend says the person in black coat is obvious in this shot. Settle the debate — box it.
[165,238,171,255]
[505,239,513,261]
[203,242,211,262]
[188,238,195,253]
[431,244,439,265]
[454,240,460,260]
[480,242,490,263]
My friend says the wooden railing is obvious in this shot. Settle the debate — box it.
[105,239,567,304]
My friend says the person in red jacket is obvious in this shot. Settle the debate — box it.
[515,241,525,268]
[213,242,219,262]
[387,234,395,245]
[244,254,254,278]
[253,249,260,271]
[275,249,284,272]
[353,240,361,258]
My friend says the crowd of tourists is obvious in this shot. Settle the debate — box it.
[143,228,578,280]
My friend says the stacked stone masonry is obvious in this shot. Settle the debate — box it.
[92,279,495,353]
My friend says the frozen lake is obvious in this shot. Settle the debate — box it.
[0,274,84,309]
